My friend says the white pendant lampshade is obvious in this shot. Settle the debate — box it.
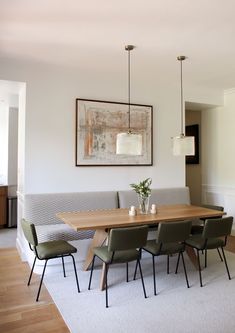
[172,56,195,156]
[116,45,142,156]
[116,132,142,155]
[172,135,195,156]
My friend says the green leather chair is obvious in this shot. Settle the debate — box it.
[21,219,80,301]
[88,225,148,308]
[138,220,192,296]
[191,204,224,262]
[186,216,233,287]
[191,204,224,235]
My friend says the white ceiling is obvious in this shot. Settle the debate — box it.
[1,0,235,91]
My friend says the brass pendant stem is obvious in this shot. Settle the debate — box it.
[125,45,135,131]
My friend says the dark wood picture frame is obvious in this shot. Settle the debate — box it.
[75,98,153,166]
[186,124,199,164]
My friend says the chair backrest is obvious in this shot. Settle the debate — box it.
[157,220,192,243]
[21,219,38,247]
[200,205,224,222]
[108,225,148,252]
[202,204,224,212]
[202,216,233,239]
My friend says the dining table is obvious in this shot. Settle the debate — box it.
[57,204,225,290]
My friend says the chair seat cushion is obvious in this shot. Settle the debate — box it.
[186,235,225,250]
[94,246,140,264]
[36,240,77,259]
[144,240,185,255]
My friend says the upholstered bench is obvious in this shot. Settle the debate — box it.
[24,191,119,243]
[23,187,190,244]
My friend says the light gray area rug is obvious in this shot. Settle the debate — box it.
[43,241,235,333]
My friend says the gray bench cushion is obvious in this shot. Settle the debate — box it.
[35,224,94,242]
[118,187,191,208]
[24,191,118,241]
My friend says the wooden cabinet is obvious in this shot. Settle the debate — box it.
[0,186,7,226]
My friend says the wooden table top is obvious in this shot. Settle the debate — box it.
[56,204,226,231]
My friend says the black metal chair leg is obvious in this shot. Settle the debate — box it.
[217,248,223,262]
[133,260,138,280]
[197,250,203,287]
[175,253,180,274]
[181,252,190,288]
[126,262,129,282]
[27,256,36,286]
[152,255,157,296]
[167,255,170,274]
[70,254,80,293]
[221,247,231,280]
[36,259,48,302]
[205,249,207,268]
[88,256,96,290]
[105,263,109,308]
[62,255,66,277]
[138,260,147,298]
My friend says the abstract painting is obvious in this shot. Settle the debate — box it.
[75,99,153,166]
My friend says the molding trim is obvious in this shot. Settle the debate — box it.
[202,184,235,196]
[224,88,235,96]
[202,184,235,231]
[16,236,27,261]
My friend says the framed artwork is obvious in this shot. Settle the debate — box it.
[186,124,199,164]
[75,98,153,166]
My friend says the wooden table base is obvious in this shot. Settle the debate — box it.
[83,229,108,271]
[185,246,199,270]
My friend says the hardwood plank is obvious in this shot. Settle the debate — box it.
[0,248,69,333]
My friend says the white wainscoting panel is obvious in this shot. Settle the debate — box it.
[202,185,235,235]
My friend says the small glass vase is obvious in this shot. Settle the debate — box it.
[138,195,150,214]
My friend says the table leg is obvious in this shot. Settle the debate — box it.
[83,229,108,271]
[186,245,199,270]
[100,262,108,291]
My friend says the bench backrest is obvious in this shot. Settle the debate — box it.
[24,191,119,226]
[118,187,191,208]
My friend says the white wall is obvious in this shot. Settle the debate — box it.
[0,57,225,259]
[202,89,235,229]
[8,107,18,187]
[0,102,9,184]
[0,58,224,195]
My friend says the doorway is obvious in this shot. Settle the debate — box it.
[185,109,202,205]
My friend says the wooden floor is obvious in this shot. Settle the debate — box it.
[0,248,69,333]
[1,236,235,333]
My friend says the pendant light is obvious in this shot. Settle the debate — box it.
[116,45,142,155]
[172,56,195,156]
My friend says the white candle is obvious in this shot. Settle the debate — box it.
[151,204,157,214]
[129,206,136,216]
[130,205,135,212]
